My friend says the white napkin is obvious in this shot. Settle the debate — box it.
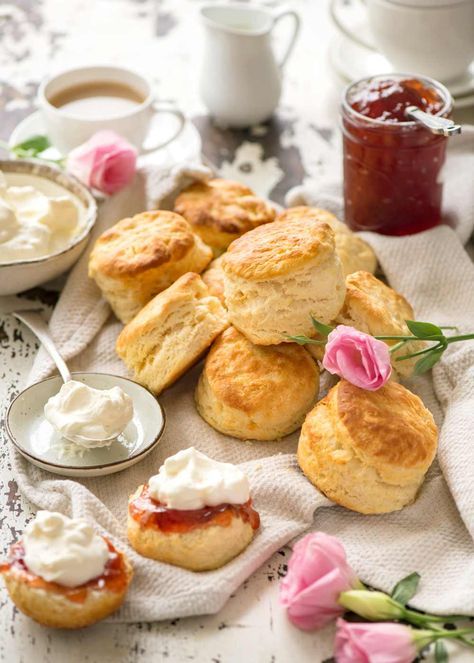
[10,130,474,621]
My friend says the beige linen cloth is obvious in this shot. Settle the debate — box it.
[12,129,474,621]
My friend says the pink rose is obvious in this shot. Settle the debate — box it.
[334,619,418,663]
[279,532,361,631]
[322,325,392,391]
[67,130,137,194]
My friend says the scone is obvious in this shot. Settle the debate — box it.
[222,217,345,345]
[298,380,438,514]
[127,447,260,571]
[201,255,226,305]
[1,511,132,629]
[196,326,320,440]
[334,271,424,376]
[276,207,377,276]
[88,210,213,322]
[174,178,276,256]
[116,273,228,395]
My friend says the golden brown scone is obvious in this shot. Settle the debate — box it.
[298,380,438,514]
[201,255,226,305]
[2,544,132,629]
[335,271,424,377]
[127,486,258,571]
[88,210,213,323]
[276,207,377,276]
[174,178,276,256]
[196,326,320,440]
[116,273,228,395]
[222,217,345,345]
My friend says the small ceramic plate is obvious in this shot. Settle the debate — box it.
[9,111,203,168]
[6,372,165,477]
[328,32,474,108]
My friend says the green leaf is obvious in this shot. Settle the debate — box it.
[12,135,51,156]
[414,348,445,375]
[310,317,334,338]
[390,572,421,605]
[406,320,443,339]
[434,640,449,663]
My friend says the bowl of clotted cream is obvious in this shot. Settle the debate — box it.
[0,159,97,295]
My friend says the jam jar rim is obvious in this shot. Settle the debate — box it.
[341,72,453,128]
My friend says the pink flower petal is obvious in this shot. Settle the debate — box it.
[322,326,392,391]
[279,533,360,632]
[334,619,417,663]
[66,130,137,195]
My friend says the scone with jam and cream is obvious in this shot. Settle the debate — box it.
[1,511,132,628]
[127,447,260,571]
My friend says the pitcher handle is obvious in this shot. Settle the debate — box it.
[272,8,300,69]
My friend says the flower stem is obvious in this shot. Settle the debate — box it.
[375,335,422,341]
[388,340,407,354]
[394,344,444,362]
[434,628,474,645]
[430,624,474,649]
[447,333,474,343]
[404,611,474,649]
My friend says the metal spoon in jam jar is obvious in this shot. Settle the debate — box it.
[405,106,461,136]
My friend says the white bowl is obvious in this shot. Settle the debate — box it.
[6,372,166,477]
[0,159,97,295]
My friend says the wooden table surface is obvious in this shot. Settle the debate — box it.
[0,1,472,662]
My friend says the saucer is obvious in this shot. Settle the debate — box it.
[9,111,202,167]
[6,372,165,477]
[328,33,474,109]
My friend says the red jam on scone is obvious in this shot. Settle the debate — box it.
[127,447,260,571]
[1,511,132,628]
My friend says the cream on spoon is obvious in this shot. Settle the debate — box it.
[13,309,133,448]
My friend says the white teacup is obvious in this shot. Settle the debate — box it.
[331,0,474,83]
[38,65,185,154]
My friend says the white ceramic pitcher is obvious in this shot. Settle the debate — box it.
[200,3,300,127]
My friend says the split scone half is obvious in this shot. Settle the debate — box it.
[222,215,346,345]
[116,272,228,395]
[196,326,320,440]
[1,511,133,629]
[128,447,260,571]
[298,380,438,514]
[88,210,213,323]
[174,177,276,256]
[276,206,377,277]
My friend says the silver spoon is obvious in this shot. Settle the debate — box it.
[12,308,121,447]
[405,106,462,136]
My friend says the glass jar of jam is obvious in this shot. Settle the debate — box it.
[342,74,453,235]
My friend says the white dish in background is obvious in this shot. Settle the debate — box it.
[330,0,474,84]
[9,110,203,169]
[328,33,474,109]
[6,372,166,477]
[0,159,97,295]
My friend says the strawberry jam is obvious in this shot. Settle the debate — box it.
[342,74,453,236]
[0,538,128,604]
[129,484,260,534]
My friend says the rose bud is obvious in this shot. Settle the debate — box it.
[279,532,363,631]
[334,618,439,663]
[339,590,405,621]
[67,130,137,195]
[322,325,392,391]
